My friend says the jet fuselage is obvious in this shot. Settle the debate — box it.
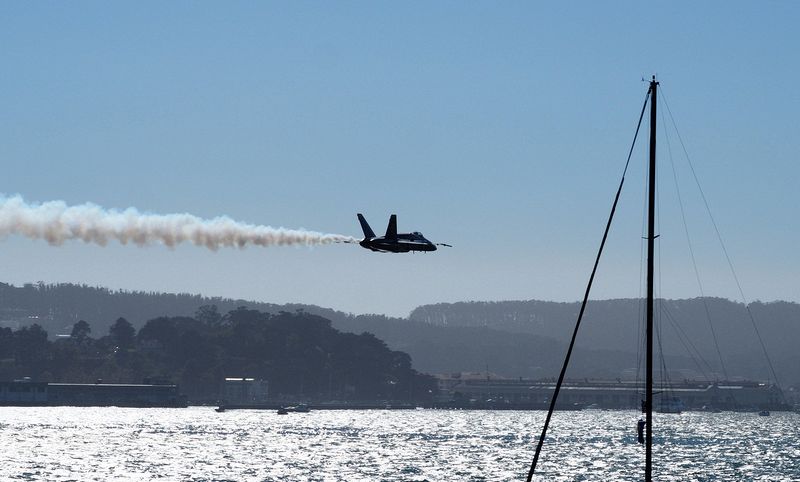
[357,214,438,253]
[359,234,437,253]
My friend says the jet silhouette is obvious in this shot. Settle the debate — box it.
[357,214,450,253]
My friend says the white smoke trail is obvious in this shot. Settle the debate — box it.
[0,195,357,250]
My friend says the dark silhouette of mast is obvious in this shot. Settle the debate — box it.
[645,75,658,482]
[525,83,651,481]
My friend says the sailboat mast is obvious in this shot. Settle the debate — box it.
[645,75,658,482]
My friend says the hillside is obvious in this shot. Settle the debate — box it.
[2,282,797,385]
[410,298,800,384]
[0,309,435,402]
[0,282,288,335]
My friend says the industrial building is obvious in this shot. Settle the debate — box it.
[0,379,187,407]
[435,373,787,411]
[221,377,269,405]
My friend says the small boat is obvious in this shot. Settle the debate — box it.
[214,406,226,413]
[758,410,770,416]
[277,407,289,415]
[292,403,311,413]
[659,397,684,414]
[281,404,311,413]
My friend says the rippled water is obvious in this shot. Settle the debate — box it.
[0,407,798,481]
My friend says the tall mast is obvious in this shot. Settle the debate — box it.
[645,75,658,481]
[525,79,655,481]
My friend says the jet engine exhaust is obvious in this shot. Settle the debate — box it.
[0,195,357,250]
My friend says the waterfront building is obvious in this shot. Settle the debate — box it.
[435,373,786,410]
[0,379,187,407]
[221,377,269,404]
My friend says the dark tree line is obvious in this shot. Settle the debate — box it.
[0,282,293,336]
[0,307,435,403]
[5,282,795,388]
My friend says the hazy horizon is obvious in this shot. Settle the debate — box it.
[3,278,795,320]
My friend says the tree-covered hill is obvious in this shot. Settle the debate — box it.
[0,282,290,335]
[410,298,800,384]
[2,282,797,386]
[0,282,657,380]
[0,308,435,403]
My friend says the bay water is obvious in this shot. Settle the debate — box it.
[1,407,797,481]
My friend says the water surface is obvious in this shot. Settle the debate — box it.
[0,407,797,481]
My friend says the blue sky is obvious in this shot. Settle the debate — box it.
[1,2,798,316]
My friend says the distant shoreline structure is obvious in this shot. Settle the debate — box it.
[2,377,787,412]
[433,373,788,411]
[0,379,187,408]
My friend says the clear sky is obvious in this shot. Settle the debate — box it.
[1,2,798,317]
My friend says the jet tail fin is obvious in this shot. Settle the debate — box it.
[357,213,376,239]
[385,214,398,239]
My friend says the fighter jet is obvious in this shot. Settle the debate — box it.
[357,213,450,253]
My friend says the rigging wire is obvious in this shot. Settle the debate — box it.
[526,89,651,482]
[656,312,671,399]
[660,303,714,381]
[653,127,675,406]
[635,138,649,394]
[660,88,782,391]
[661,103,731,382]
[656,121,664,397]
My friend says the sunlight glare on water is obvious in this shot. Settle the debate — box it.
[0,407,797,481]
